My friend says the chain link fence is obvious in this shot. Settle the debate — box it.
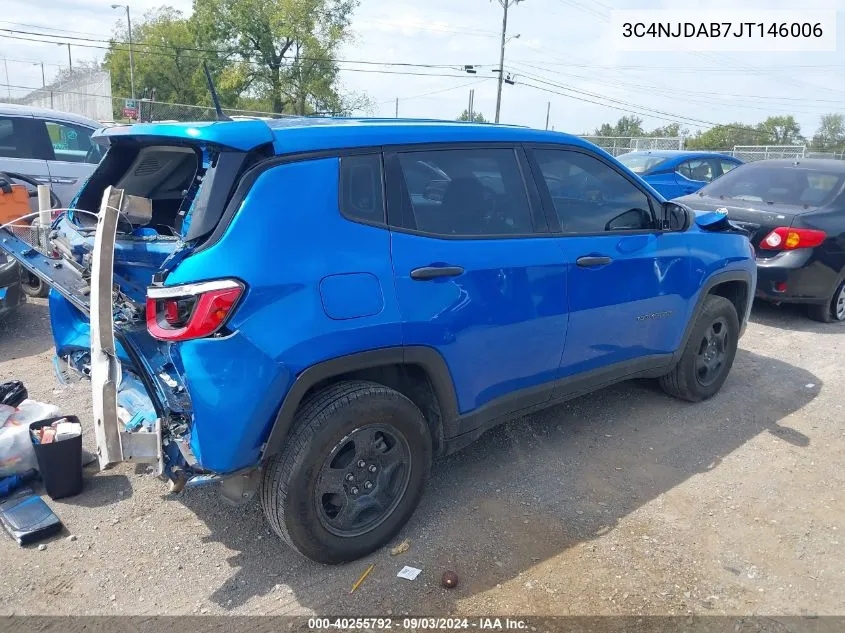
[731,145,806,162]
[579,136,685,156]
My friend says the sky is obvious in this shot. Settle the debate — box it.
[1,0,844,138]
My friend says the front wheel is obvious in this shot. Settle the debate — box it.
[807,279,845,323]
[260,381,432,564]
[659,295,739,402]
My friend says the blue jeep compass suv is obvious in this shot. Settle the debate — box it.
[0,118,756,563]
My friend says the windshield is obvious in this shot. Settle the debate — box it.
[617,154,670,174]
[701,164,845,207]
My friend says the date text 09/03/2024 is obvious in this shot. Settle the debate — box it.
[307,618,529,630]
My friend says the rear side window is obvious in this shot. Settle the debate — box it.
[532,148,654,233]
[678,159,715,183]
[394,147,534,236]
[339,154,384,224]
[720,160,739,175]
[44,120,98,164]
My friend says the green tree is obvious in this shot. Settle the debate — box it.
[594,115,644,137]
[685,123,762,150]
[106,7,216,106]
[457,109,488,123]
[811,113,845,151]
[193,0,363,115]
[756,115,802,145]
[649,122,688,138]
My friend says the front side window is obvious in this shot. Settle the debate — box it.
[677,159,714,183]
[339,154,384,224]
[44,121,98,164]
[0,116,36,159]
[532,148,654,233]
[395,147,534,236]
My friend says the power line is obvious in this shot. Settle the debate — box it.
[514,71,774,140]
[511,62,845,115]
[379,78,491,105]
[0,27,492,71]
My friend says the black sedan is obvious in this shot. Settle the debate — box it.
[676,159,845,322]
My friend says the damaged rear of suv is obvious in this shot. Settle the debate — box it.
[0,118,756,564]
[0,120,275,489]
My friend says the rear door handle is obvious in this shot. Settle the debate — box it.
[576,256,612,268]
[410,266,465,280]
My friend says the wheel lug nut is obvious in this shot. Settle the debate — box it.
[368,465,377,473]
[350,486,359,495]
[364,481,373,490]
[345,473,354,482]
[357,460,366,468]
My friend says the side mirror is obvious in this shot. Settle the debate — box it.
[662,202,690,231]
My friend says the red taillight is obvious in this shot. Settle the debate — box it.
[759,227,826,250]
[146,280,243,341]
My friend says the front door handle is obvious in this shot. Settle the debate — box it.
[576,256,612,268]
[410,266,465,280]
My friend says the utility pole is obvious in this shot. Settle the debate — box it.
[468,89,475,121]
[40,62,45,88]
[545,101,550,130]
[2,58,9,99]
[66,43,72,73]
[494,0,521,124]
[395,97,398,118]
[112,5,136,99]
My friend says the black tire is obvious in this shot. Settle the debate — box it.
[807,279,845,323]
[659,295,739,402]
[20,272,48,298]
[260,380,432,564]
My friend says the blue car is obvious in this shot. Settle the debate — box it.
[0,119,756,563]
[618,150,743,199]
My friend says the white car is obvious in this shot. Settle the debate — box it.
[0,102,104,208]
[0,103,104,296]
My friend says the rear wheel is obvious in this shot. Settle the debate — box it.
[20,271,48,298]
[807,280,845,323]
[659,295,739,402]
[260,380,432,564]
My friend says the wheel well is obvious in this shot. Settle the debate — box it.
[303,364,445,455]
[708,280,749,320]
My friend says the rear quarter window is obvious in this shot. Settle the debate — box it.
[339,154,385,225]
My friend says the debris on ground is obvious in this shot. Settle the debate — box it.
[0,487,62,545]
[397,566,422,581]
[390,539,410,556]
[349,563,374,594]
[441,570,459,589]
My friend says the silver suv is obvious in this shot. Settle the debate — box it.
[0,103,103,297]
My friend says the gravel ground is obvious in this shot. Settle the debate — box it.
[0,297,843,616]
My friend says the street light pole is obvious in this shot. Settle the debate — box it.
[494,0,521,124]
[33,62,46,87]
[112,4,136,99]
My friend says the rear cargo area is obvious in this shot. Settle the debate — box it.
[0,133,256,483]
